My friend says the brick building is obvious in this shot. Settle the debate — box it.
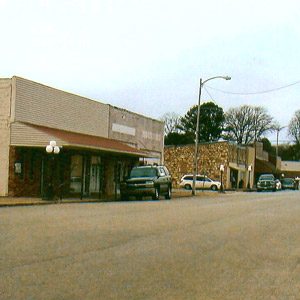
[0,76,164,199]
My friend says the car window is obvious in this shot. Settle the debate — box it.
[205,178,212,182]
[282,178,294,183]
[163,167,170,176]
[130,168,157,178]
[184,176,193,181]
[259,175,274,181]
[158,167,166,176]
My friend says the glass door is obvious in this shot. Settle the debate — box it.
[89,156,101,195]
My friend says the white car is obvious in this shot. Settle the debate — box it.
[180,174,221,191]
[275,179,282,190]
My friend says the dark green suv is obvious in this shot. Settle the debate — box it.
[257,174,276,192]
[120,165,172,200]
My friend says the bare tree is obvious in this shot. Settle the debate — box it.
[224,105,274,144]
[288,110,300,144]
[251,106,274,141]
[160,112,181,136]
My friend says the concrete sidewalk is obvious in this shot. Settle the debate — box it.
[0,196,107,207]
[0,189,221,207]
[0,190,182,207]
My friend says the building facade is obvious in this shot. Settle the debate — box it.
[164,141,255,189]
[0,76,164,199]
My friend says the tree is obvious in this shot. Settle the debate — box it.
[160,112,181,136]
[288,110,300,144]
[164,132,194,146]
[223,105,274,144]
[278,144,300,161]
[261,137,274,154]
[177,102,225,143]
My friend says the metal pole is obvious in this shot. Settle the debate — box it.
[220,170,224,192]
[191,76,230,196]
[247,170,250,189]
[192,78,202,196]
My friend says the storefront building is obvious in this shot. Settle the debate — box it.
[0,76,164,199]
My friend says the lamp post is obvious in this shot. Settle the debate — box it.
[247,165,252,190]
[45,140,60,201]
[192,75,231,195]
[219,164,225,193]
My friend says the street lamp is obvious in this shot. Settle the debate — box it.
[219,164,225,193]
[45,140,60,201]
[274,125,286,157]
[192,76,231,195]
[247,165,252,190]
[46,140,60,154]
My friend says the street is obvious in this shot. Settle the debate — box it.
[0,191,300,299]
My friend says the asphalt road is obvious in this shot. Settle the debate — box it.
[0,191,299,300]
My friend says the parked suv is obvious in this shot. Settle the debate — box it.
[257,174,276,192]
[179,174,221,191]
[120,165,172,200]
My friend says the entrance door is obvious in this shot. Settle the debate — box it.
[89,156,102,195]
[230,169,238,189]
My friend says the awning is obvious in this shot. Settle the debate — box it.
[10,122,151,157]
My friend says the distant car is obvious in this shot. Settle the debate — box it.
[179,174,221,191]
[281,178,296,190]
[120,165,172,200]
[275,179,282,190]
[257,174,276,192]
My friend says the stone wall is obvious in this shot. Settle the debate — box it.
[164,142,230,187]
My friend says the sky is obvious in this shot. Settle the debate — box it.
[1,0,300,143]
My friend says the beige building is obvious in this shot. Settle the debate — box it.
[0,76,164,199]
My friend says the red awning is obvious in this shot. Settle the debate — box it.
[11,122,150,157]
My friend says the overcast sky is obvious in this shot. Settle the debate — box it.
[1,0,300,142]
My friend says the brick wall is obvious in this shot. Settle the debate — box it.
[8,147,42,197]
[164,142,230,187]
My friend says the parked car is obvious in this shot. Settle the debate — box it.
[120,165,172,200]
[281,178,296,190]
[179,174,221,191]
[257,174,276,192]
[275,179,282,190]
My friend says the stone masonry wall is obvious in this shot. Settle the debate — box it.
[164,142,230,188]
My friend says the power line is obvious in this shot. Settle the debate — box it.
[206,80,300,95]
[203,86,217,103]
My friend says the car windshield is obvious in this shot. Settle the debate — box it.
[259,175,274,181]
[130,168,157,178]
[282,178,294,183]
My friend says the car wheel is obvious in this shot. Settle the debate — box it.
[211,185,217,191]
[165,186,171,200]
[152,187,159,200]
[184,184,192,190]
